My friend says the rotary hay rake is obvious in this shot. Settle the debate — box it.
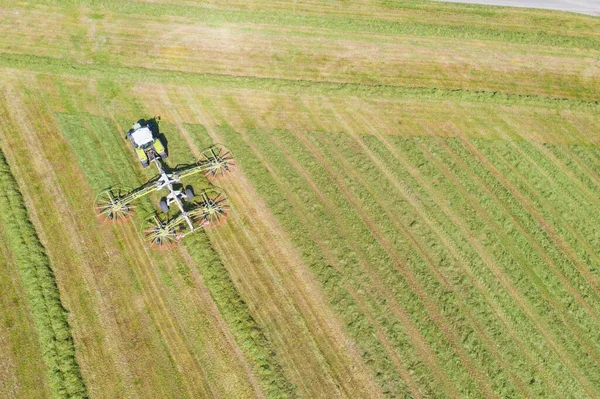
[95,144,234,249]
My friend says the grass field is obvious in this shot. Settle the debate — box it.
[1,0,600,398]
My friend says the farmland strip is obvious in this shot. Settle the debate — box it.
[1,54,600,113]
[299,128,504,398]
[459,137,600,337]
[0,147,88,398]
[335,101,559,394]
[0,208,53,399]
[475,114,600,301]
[183,232,298,399]
[15,1,600,50]
[439,136,600,395]
[401,134,590,395]
[417,115,600,337]
[495,114,600,275]
[353,101,585,397]
[318,104,534,397]
[212,121,424,398]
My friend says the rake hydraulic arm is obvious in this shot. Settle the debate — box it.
[95,145,234,223]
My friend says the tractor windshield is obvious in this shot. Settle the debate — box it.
[140,141,154,150]
[131,127,154,149]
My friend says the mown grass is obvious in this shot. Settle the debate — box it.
[0,225,52,398]
[3,5,599,101]
[216,123,415,397]
[2,53,600,113]
[15,0,600,50]
[183,234,297,398]
[2,0,600,397]
[57,113,297,398]
[0,149,88,399]
[397,135,597,394]
[212,118,600,398]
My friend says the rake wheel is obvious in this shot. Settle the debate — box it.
[143,216,180,250]
[94,186,135,224]
[197,189,230,227]
[201,145,235,178]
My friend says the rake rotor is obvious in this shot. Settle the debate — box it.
[143,215,180,250]
[142,189,230,248]
[95,186,136,223]
[200,145,235,178]
[196,189,230,226]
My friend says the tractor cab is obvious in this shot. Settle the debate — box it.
[126,120,167,168]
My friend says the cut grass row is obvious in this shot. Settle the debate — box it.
[213,116,600,397]
[0,83,151,398]
[354,132,564,396]
[183,234,297,398]
[309,130,526,395]
[345,101,597,397]
[273,128,495,396]
[57,112,297,398]
[483,137,600,281]
[268,126,520,397]
[381,132,599,395]
[215,123,417,397]
[459,140,600,341]
[0,148,87,399]
[0,214,51,398]
[391,134,600,395]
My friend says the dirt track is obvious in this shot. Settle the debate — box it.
[435,0,600,16]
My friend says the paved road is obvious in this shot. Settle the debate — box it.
[435,0,600,16]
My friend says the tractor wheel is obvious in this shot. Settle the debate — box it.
[142,160,149,168]
[159,199,169,213]
[160,152,167,159]
[185,186,194,200]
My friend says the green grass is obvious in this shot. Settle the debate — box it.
[2,0,600,397]
[0,222,52,398]
[212,119,600,397]
[11,0,600,49]
[0,149,87,399]
[184,234,298,398]
[217,124,417,397]
[2,53,600,112]
[56,113,297,398]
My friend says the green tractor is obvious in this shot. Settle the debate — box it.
[126,118,167,167]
